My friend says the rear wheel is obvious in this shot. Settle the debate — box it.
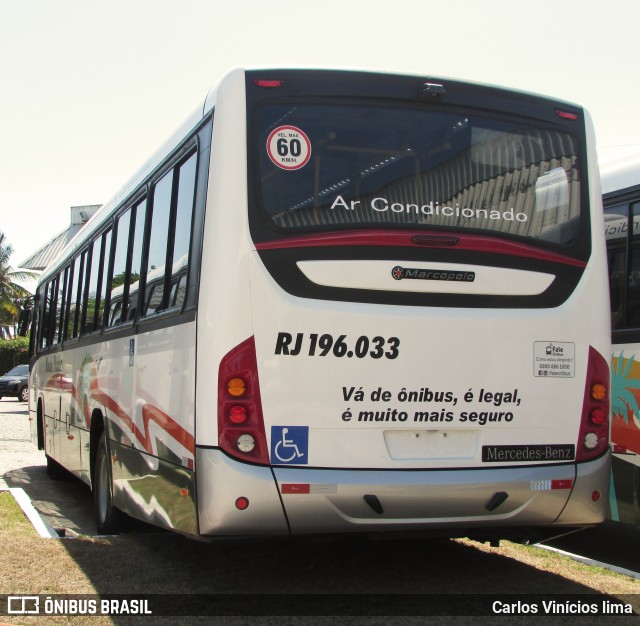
[18,386,28,402]
[94,431,121,535]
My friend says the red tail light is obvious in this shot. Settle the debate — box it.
[218,337,269,465]
[229,406,248,424]
[555,109,579,121]
[576,347,610,462]
[254,79,284,88]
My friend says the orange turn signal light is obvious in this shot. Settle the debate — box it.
[591,383,607,401]
[227,377,246,397]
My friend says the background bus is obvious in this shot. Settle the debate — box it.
[602,152,640,526]
[29,68,610,542]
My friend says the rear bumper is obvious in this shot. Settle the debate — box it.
[196,447,289,536]
[196,447,610,538]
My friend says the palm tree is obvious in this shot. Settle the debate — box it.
[0,231,37,331]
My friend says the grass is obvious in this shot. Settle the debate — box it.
[455,538,640,596]
[0,492,113,625]
[0,492,638,624]
[0,492,36,537]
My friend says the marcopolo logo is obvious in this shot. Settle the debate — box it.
[392,266,476,282]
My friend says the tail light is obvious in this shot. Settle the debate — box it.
[254,79,284,88]
[576,347,610,462]
[555,109,579,121]
[218,337,269,465]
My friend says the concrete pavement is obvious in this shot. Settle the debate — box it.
[0,399,96,536]
[0,399,43,489]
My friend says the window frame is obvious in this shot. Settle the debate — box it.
[605,185,640,344]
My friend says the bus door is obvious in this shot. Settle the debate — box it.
[58,353,82,476]
[40,279,61,461]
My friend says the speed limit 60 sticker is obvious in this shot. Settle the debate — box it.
[267,125,312,170]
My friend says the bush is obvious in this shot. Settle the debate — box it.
[0,336,29,373]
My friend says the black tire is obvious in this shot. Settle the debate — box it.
[94,431,121,535]
[18,386,28,402]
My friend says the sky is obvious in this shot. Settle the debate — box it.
[2,0,640,285]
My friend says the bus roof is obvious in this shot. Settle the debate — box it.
[40,66,586,281]
[600,150,640,196]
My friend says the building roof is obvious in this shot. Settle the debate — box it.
[18,205,100,272]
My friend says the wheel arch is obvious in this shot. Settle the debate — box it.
[89,409,105,488]
[36,396,45,450]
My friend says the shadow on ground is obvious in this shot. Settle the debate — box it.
[4,464,96,536]
[3,465,637,623]
[58,532,638,623]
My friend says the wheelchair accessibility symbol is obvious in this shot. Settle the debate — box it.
[271,426,309,464]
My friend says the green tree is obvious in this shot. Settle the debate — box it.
[0,232,37,331]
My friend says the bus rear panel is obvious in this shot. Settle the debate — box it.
[195,69,610,542]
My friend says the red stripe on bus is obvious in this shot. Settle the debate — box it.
[89,384,195,455]
[255,230,587,268]
[141,404,195,455]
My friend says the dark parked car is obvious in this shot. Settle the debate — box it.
[0,364,29,402]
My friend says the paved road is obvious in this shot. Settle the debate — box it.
[0,398,96,536]
[0,398,43,488]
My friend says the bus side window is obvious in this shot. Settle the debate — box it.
[72,252,86,338]
[170,153,197,309]
[108,208,132,327]
[30,301,40,356]
[64,258,78,340]
[83,240,99,333]
[109,198,146,324]
[109,301,122,327]
[128,291,139,320]
[145,282,164,316]
[172,273,188,308]
[142,151,196,318]
[127,198,146,322]
[99,230,113,329]
[627,202,640,328]
[47,279,58,348]
[39,282,54,350]
[83,230,111,334]
[609,247,626,330]
[143,169,173,317]
[52,268,67,346]
[605,203,629,330]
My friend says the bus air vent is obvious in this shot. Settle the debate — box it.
[363,494,384,515]
[485,491,509,511]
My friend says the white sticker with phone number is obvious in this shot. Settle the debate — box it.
[533,342,575,378]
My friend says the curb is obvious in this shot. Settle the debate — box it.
[535,543,640,580]
[5,487,60,539]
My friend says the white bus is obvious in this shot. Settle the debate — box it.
[602,152,640,527]
[28,68,611,542]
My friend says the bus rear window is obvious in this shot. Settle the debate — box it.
[256,103,583,250]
